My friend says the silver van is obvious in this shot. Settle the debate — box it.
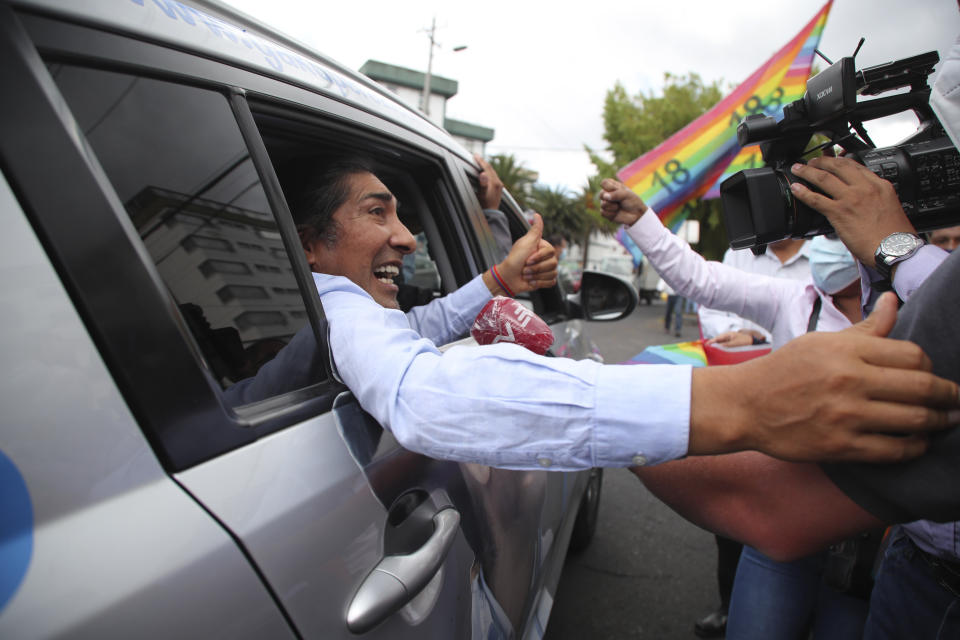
[0,1,634,637]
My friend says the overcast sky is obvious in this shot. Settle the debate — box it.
[221,0,960,193]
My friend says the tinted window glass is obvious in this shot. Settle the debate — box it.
[49,64,323,405]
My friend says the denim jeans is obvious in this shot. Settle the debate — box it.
[665,294,684,333]
[727,545,868,640]
[863,530,960,639]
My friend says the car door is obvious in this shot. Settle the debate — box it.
[41,61,480,640]
[452,158,608,622]
[0,162,297,639]
[10,5,581,637]
[234,99,576,637]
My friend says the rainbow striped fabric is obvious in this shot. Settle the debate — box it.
[616,1,832,234]
[624,340,708,367]
[616,225,644,264]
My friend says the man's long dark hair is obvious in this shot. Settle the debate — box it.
[293,156,377,248]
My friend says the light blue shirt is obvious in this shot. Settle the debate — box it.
[315,272,691,471]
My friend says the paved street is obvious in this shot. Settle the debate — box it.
[544,299,720,639]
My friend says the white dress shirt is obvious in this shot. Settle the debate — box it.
[314,272,691,471]
[625,211,850,349]
[697,242,811,340]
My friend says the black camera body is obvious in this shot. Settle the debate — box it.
[720,50,960,251]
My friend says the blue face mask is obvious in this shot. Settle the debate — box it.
[809,236,859,294]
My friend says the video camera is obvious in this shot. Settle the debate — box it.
[720,48,960,252]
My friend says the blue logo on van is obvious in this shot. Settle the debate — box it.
[0,450,33,611]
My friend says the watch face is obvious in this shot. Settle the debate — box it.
[880,232,920,257]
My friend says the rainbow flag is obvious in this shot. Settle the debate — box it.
[624,340,708,367]
[616,1,832,234]
[625,339,772,367]
[616,225,644,266]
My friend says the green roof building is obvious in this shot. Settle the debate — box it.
[360,60,495,156]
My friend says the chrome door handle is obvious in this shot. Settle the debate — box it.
[346,508,460,633]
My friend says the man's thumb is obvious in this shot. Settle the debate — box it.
[851,291,898,338]
[525,213,543,244]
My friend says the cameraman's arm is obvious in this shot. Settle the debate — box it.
[790,156,948,302]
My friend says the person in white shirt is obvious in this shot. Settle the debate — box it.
[698,238,810,345]
[599,177,878,639]
[599,179,859,348]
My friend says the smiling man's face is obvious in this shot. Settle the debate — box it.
[303,171,416,309]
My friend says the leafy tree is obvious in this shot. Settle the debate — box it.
[486,153,536,208]
[597,73,723,169]
[588,73,729,260]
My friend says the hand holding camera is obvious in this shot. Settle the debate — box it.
[721,49,960,251]
[788,156,917,269]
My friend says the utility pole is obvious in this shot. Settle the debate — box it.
[420,18,466,118]
[420,17,437,115]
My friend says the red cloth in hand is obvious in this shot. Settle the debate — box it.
[470,296,554,355]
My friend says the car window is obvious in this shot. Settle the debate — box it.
[47,64,324,407]
[405,233,441,290]
[384,178,448,310]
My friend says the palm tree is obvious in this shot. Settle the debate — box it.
[528,184,590,250]
[487,154,536,207]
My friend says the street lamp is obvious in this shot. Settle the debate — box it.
[419,17,466,116]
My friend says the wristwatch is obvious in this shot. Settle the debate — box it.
[873,232,925,280]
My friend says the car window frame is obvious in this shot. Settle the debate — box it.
[457,160,570,324]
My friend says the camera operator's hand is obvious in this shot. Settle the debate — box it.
[599,178,649,226]
[689,292,960,463]
[789,157,916,268]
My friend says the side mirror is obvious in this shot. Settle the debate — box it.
[569,270,638,321]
